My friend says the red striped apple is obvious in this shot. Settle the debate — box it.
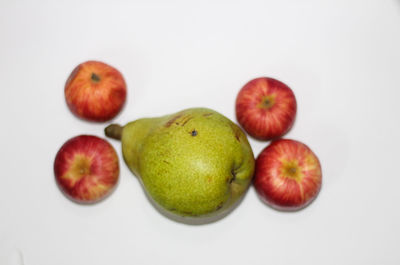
[254,139,322,211]
[65,60,127,122]
[235,77,297,140]
[54,135,120,204]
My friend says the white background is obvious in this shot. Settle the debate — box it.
[1,0,400,264]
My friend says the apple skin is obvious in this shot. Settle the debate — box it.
[65,60,127,122]
[54,135,119,204]
[235,77,297,140]
[254,139,322,211]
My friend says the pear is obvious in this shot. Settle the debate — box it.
[105,108,255,221]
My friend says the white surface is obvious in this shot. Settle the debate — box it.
[1,0,400,264]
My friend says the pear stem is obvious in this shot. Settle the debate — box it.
[105,124,123,140]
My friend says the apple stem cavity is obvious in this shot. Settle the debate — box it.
[91,72,101,83]
[105,124,123,140]
[264,99,272,107]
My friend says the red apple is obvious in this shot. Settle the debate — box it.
[54,135,120,203]
[254,139,322,211]
[65,60,127,122]
[235,77,297,140]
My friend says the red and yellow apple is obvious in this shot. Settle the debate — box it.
[235,77,297,140]
[254,139,322,211]
[54,135,120,203]
[65,60,127,122]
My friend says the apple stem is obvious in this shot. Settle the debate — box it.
[105,124,123,140]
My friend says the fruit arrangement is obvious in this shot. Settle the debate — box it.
[54,60,322,223]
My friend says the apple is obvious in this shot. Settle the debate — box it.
[65,60,127,122]
[235,77,297,140]
[54,135,120,203]
[254,139,322,211]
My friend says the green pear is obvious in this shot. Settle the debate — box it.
[105,108,255,220]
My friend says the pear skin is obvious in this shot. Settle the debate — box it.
[105,108,255,220]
